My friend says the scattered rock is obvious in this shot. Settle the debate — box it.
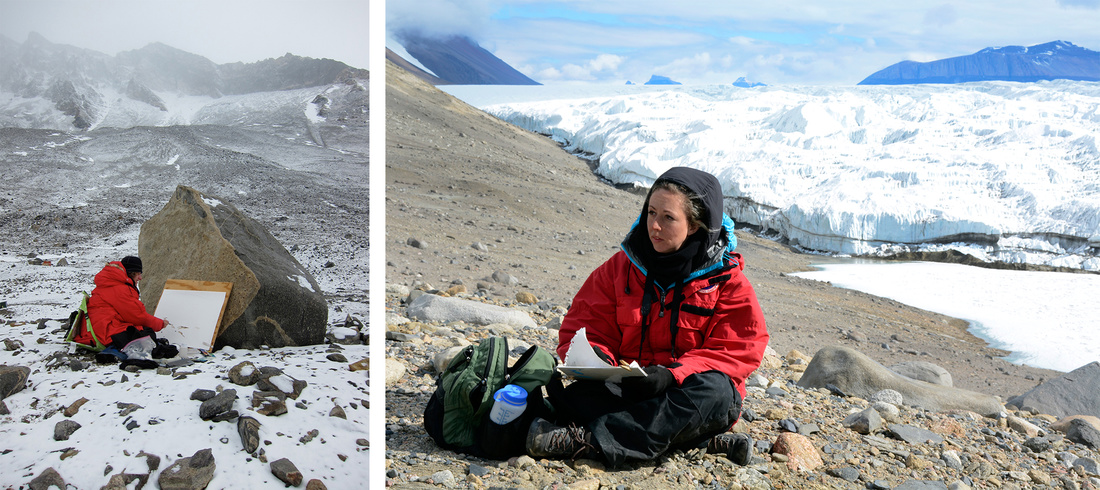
[0,365,31,399]
[27,467,65,490]
[771,432,822,471]
[190,389,216,402]
[385,358,406,387]
[888,424,944,445]
[330,404,347,419]
[271,458,304,486]
[228,361,261,386]
[63,397,88,417]
[53,420,81,441]
[199,389,237,420]
[843,407,882,434]
[1066,418,1100,449]
[515,291,538,304]
[157,448,215,490]
[238,416,261,453]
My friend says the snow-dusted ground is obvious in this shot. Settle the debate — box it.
[1,78,370,487]
[0,231,370,488]
[445,81,1100,271]
[790,261,1100,373]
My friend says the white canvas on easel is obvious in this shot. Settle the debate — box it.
[153,279,232,353]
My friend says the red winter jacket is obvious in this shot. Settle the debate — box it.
[76,261,165,347]
[558,250,769,400]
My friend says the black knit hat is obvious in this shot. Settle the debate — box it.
[121,256,142,274]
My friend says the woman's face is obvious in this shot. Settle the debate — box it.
[647,188,699,254]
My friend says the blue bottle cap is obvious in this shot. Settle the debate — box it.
[494,384,527,406]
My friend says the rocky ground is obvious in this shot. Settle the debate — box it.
[383,61,1098,489]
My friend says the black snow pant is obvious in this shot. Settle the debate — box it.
[109,325,157,350]
[549,370,743,468]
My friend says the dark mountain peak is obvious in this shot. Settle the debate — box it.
[860,40,1100,85]
[24,31,53,47]
[397,32,539,85]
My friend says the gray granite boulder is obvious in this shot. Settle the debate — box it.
[1007,361,1100,418]
[406,293,535,328]
[797,346,1003,416]
[139,186,327,349]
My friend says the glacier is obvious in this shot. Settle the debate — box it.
[447,81,1100,271]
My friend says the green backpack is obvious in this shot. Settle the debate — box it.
[423,336,558,458]
[64,292,106,351]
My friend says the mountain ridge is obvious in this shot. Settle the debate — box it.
[0,32,369,130]
[390,31,540,85]
[860,40,1100,85]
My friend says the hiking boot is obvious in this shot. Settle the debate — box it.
[708,432,753,465]
[525,418,596,459]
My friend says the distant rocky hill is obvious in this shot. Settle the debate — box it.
[0,32,368,130]
[389,31,540,85]
[860,40,1100,85]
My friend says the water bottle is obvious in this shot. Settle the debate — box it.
[489,384,528,424]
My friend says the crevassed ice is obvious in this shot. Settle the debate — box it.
[478,81,1100,271]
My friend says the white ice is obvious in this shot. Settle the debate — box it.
[445,81,1100,272]
[791,261,1100,373]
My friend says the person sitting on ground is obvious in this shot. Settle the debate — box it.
[76,256,172,362]
[528,166,770,468]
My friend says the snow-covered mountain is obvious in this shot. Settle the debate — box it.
[386,31,539,85]
[454,81,1100,271]
[860,41,1100,85]
[0,32,368,131]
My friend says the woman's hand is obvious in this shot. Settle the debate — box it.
[620,365,675,399]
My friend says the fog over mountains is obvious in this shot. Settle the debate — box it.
[0,32,369,295]
[0,32,369,131]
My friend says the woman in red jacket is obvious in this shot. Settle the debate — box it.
[528,167,769,468]
[78,256,167,361]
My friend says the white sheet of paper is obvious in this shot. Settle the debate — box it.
[153,288,227,352]
[557,327,646,381]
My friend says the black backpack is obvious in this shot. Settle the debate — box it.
[423,337,558,459]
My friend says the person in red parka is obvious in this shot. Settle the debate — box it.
[76,256,167,361]
[526,167,769,468]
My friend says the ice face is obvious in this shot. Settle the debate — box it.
[454,81,1100,270]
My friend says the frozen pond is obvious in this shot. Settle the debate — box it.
[791,261,1100,373]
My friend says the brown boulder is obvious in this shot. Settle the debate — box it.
[138,186,326,349]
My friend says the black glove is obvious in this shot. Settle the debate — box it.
[620,365,675,400]
[592,344,614,365]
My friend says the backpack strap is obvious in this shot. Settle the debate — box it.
[66,291,106,352]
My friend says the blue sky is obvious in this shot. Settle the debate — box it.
[0,0,370,69]
[386,0,1100,85]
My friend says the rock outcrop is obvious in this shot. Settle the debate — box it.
[138,185,326,349]
[1007,361,1100,418]
[797,346,1004,416]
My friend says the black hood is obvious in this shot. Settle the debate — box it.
[622,166,730,284]
[644,167,724,249]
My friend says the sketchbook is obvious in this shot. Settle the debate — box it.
[555,327,647,381]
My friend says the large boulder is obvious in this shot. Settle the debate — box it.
[1007,361,1100,418]
[139,186,326,349]
[797,346,1004,416]
[406,293,535,328]
[0,365,30,399]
